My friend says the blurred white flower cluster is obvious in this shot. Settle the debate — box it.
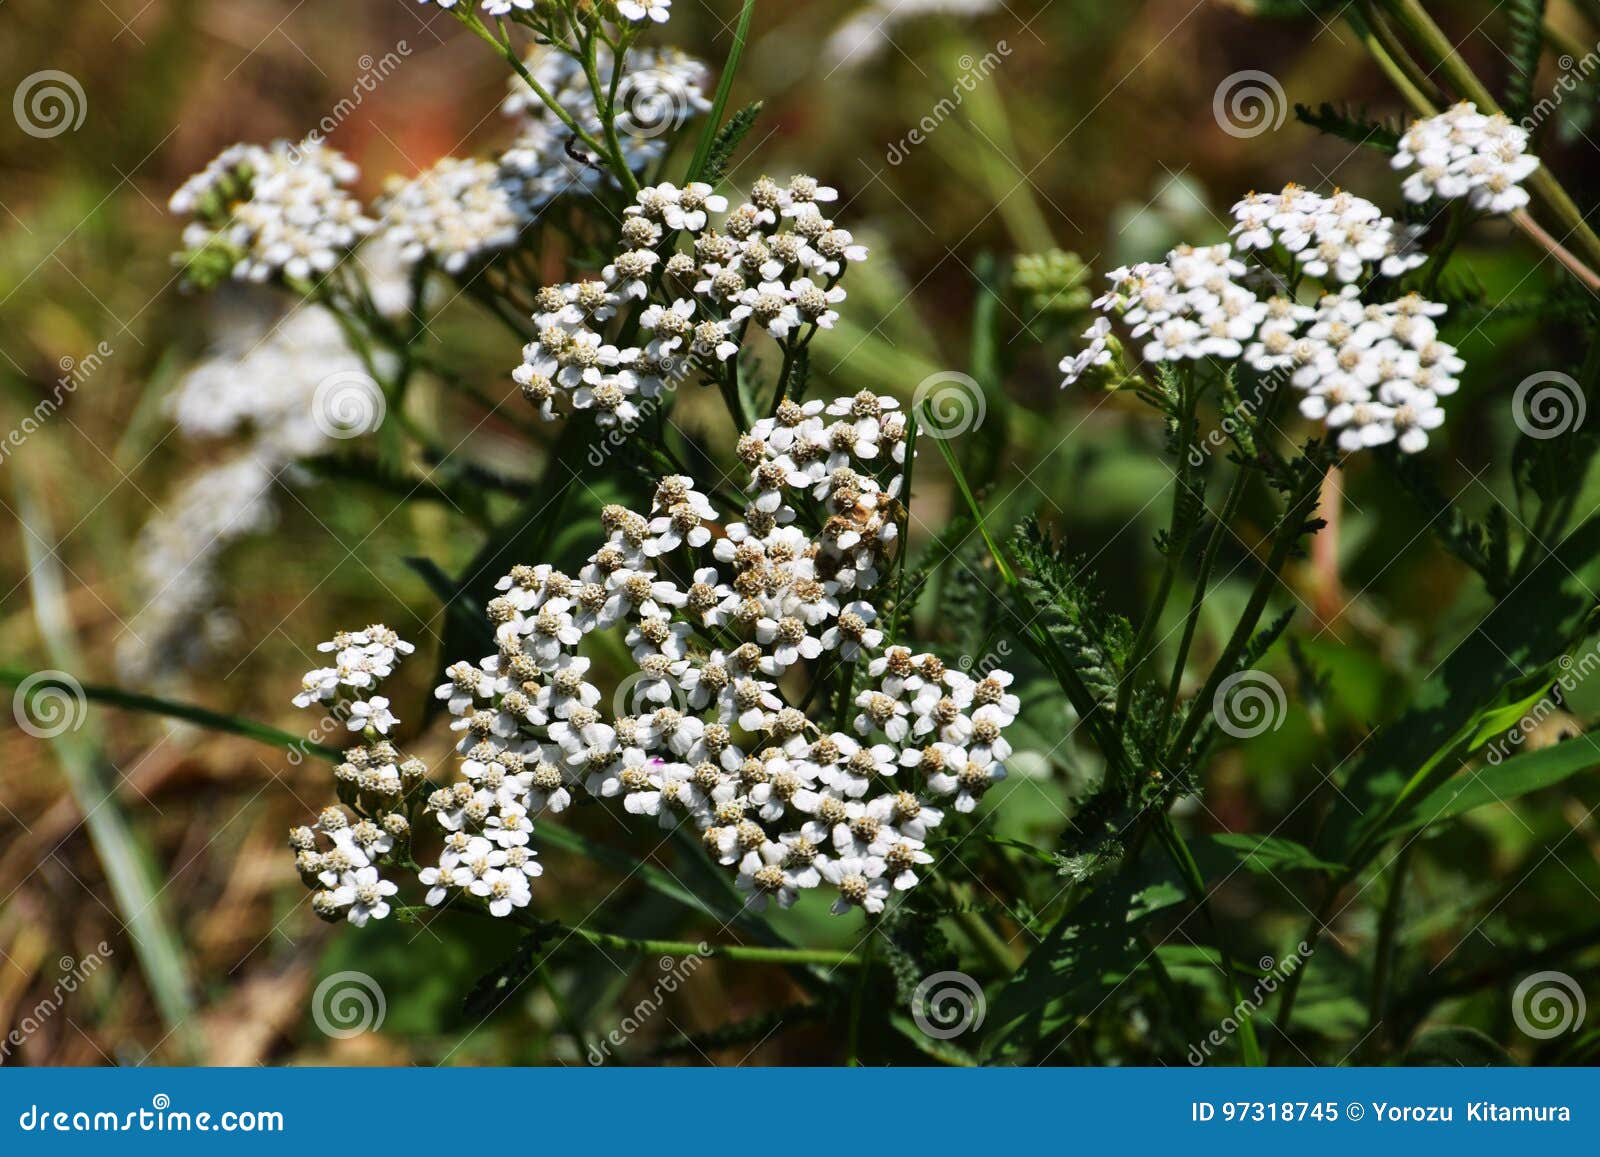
[826,0,1000,67]
[1063,183,1461,456]
[497,44,711,211]
[119,304,390,682]
[514,174,866,427]
[169,140,376,283]
[1393,101,1540,214]
[169,40,709,283]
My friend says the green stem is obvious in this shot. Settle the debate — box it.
[1365,840,1415,1060]
[456,11,631,194]
[1117,371,1198,726]
[0,666,340,760]
[935,877,1021,973]
[1167,466,1325,764]
[685,0,758,185]
[1159,461,1250,740]
[578,25,643,198]
[847,929,877,1065]
[1353,1,1440,113]
[551,922,863,967]
[1158,814,1262,1065]
[1424,200,1474,295]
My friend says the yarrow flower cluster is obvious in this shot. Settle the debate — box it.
[169,140,376,283]
[289,392,1020,924]
[1061,183,1460,455]
[498,45,711,209]
[379,157,525,275]
[513,174,867,427]
[169,43,709,283]
[288,625,427,927]
[1229,185,1425,284]
[423,0,672,22]
[1393,101,1539,214]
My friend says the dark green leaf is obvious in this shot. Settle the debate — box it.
[1404,1026,1517,1067]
